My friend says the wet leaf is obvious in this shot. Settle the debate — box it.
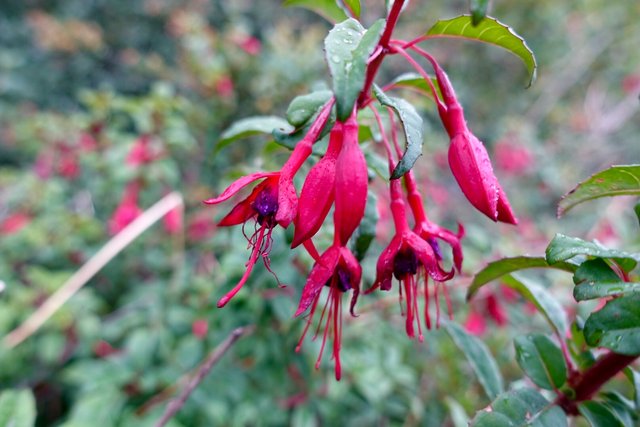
[578,401,626,427]
[471,388,566,427]
[286,90,333,127]
[583,294,640,355]
[514,334,567,390]
[283,0,348,23]
[546,234,639,272]
[217,116,293,151]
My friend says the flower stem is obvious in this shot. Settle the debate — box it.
[555,351,638,415]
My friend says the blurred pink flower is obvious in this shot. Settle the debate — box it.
[464,310,487,336]
[108,182,142,235]
[215,76,234,99]
[126,135,157,166]
[0,212,31,235]
[494,139,533,176]
[192,319,208,339]
[238,36,261,55]
[163,204,183,235]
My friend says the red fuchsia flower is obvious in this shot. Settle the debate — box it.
[404,170,464,272]
[369,179,454,340]
[494,138,533,176]
[187,210,216,241]
[215,75,234,99]
[0,212,31,235]
[163,203,183,235]
[126,134,157,166]
[202,100,334,307]
[294,242,361,381]
[464,309,487,336]
[433,64,518,225]
[56,143,81,179]
[109,181,142,235]
[237,35,261,56]
[192,319,209,339]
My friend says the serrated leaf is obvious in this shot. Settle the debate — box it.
[0,389,36,427]
[469,0,490,26]
[573,259,640,301]
[546,234,640,272]
[578,401,626,427]
[351,191,379,261]
[443,321,504,400]
[472,388,567,427]
[514,334,567,390]
[388,72,442,103]
[286,90,333,127]
[502,274,568,336]
[325,19,384,121]
[373,85,423,179]
[426,15,537,86]
[467,256,577,300]
[558,165,640,217]
[583,294,640,355]
[283,0,348,23]
[342,0,361,19]
[217,116,293,151]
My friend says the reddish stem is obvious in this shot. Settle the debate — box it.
[555,351,638,415]
[357,0,406,107]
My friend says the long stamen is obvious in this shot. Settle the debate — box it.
[435,281,442,329]
[404,278,414,338]
[296,295,321,352]
[333,289,342,380]
[411,275,423,342]
[424,273,432,330]
[316,289,334,370]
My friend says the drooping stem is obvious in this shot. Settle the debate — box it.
[555,351,638,415]
[357,0,407,107]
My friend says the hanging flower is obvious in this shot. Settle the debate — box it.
[108,182,142,235]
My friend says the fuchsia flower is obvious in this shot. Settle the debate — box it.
[108,182,142,235]
[0,212,31,235]
[294,243,361,381]
[126,135,158,166]
[434,65,518,225]
[163,203,183,235]
[369,179,453,340]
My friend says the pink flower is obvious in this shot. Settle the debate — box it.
[187,211,216,241]
[192,319,209,339]
[215,76,234,99]
[109,182,142,235]
[0,212,31,235]
[464,310,487,336]
[434,66,517,224]
[294,243,361,381]
[238,36,261,55]
[163,204,183,235]
[494,139,533,176]
[126,135,157,166]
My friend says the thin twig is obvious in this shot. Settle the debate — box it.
[153,326,254,427]
[3,192,184,349]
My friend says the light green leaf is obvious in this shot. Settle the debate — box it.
[217,116,293,151]
[373,85,423,179]
[443,321,504,400]
[514,334,567,390]
[444,397,470,427]
[325,19,384,121]
[583,294,640,355]
[467,256,577,301]
[286,91,333,127]
[388,72,442,103]
[502,274,568,336]
[558,165,640,217]
[342,0,361,19]
[0,389,36,427]
[426,15,537,86]
[578,401,625,427]
[546,234,639,272]
[283,0,348,23]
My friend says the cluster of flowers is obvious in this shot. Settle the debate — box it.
[205,39,517,380]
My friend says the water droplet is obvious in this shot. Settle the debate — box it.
[331,55,341,63]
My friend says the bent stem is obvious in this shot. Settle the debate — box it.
[555,351,638,415]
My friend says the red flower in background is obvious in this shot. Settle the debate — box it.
[494,139,533,176]
[0,212,31,235]
[109,182,142,235]
[163,204,183,235]
[126,134,159,166]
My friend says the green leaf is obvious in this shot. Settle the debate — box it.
[373,85,424,179]
[514,334,567,390]
[325,19,384,121]
[558,165,640,217]
[342,0,361,19]
[583,294,640,355]
[502,274,568,336]
[286,91,333,128]
[467,256,577,300]
[0,389,36,427]
[573,259,640,301]
[443,321,504,400]
[623,367,640,408]
[578,401,626,427]
[444,397,470,427]
[351,191,379,261]
[546,234,640,271]
[425,15,537,86]
[600,393,636,427]
[217,116,293,151]
[471,388,567,427]
[634,203,640,227]
[469,0,490,26]
[283,0,348,23]
[388,72,442,103]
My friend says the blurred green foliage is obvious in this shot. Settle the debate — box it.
[0,0,639,426]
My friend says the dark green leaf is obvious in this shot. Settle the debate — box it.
[0,389,36,427]
[514,334,567,390]
[443,321,504,400]
[283,0,348,23]
[545,234,639,271]
[634,203,640,227]
[573,259,621,285]
[467,256,577,301]
[342,0,361,19]
[572,259,640,301]
[469,0,490,26]
[352,191,379,261]
[623,367,640,408]
[217,116,293,151]
[373,85,424,179]
[388,72,442,103]
[426,15,537,86]
[578,401,626,427]
[471,388,567,427]
[583,294,640,355]
[502,274,568,336]
[472,412,514,427]
[325,19,384,121]
[558,165,640,217]
[600,393,636,427]
[286,90,333,127]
